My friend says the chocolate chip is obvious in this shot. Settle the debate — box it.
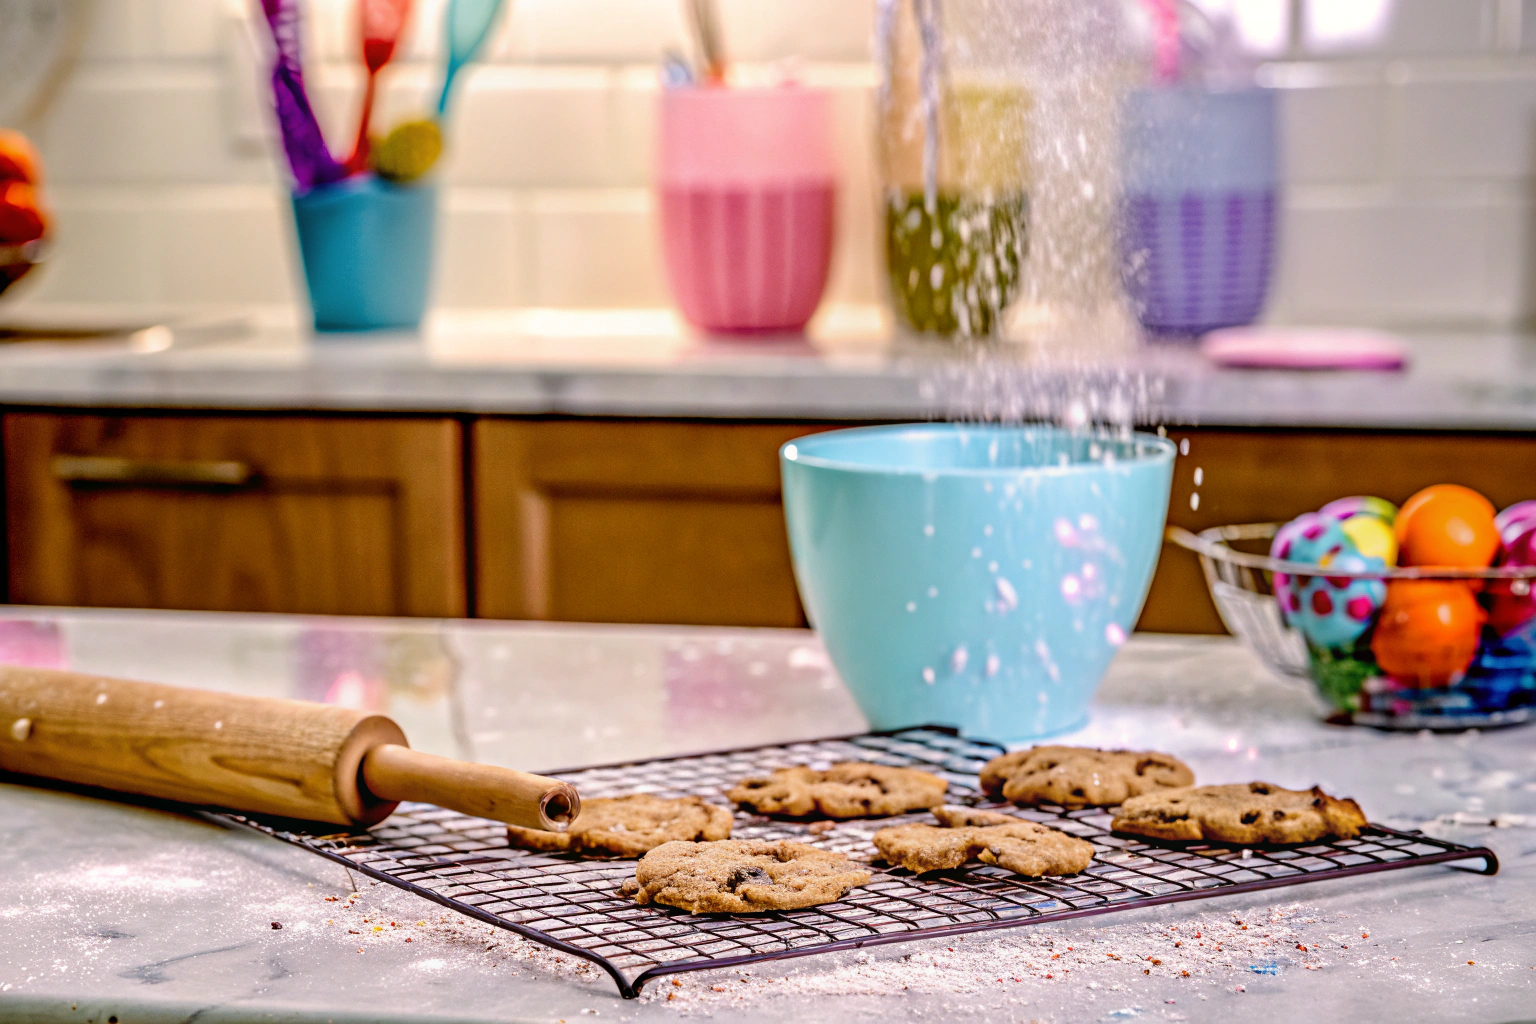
[1241,811,1260,825]
[725,866,773,891]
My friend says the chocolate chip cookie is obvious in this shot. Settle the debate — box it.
[727,762,948,818]
[506,794,732,858]
[980,746,1194,808]
[1111,782,1368,845]
[626,839,872,913]
[873,805,1095,877]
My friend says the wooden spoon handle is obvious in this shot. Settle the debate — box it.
[361,744,579,831]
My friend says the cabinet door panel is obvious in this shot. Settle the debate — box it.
[548,494,803,626]
[474,419,832,627]
[5,413,464,617]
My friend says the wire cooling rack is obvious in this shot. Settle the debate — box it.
[220,728,1499,998]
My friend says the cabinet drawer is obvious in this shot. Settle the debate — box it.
[474,419,834,627]
[5,413,465,617]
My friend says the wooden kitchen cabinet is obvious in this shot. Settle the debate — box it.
[8,410,1536,635]
[473,419,832,627]
[4,413,465,617]
[1143,428,1536,633]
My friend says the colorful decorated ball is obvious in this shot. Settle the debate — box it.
[1270,513,1349,621]
[1370,580,1485,687]
[1494,500,1536,547]
[1320,495,1397,526]
[1395,484,1498,569]
[1487,526,1536,636]
[1339,515,1398,565]
[1290,551,1387,650]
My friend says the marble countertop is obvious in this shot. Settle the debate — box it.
[4,306,1536,429]
[0,605,1532,1023]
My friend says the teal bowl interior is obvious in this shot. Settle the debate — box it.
[782,424,1176,741]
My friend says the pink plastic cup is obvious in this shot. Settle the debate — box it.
[657,86,837,334]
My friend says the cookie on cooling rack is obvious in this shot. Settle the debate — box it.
[624,839,872,913]
[873,805,1095,878]
[1111,782,1368,845]
[506,794,732,858]
[726,762,948,819]
[980,746,1194,809]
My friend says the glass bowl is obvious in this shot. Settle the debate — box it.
[1167,523,1536,730]
[0,236,47,298]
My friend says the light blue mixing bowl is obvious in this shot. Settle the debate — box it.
[782,424,1176,741]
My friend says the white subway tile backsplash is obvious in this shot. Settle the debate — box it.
[158,188,298,305]
[1482,191,1536,321]
[716,0,874,63]
[821,73,880,306]
[19,0,1536,329]
[435,191,535,307]
[446,66,621,187]
[79,0,234,61]
[12,190,159,304]
[1302,0,1497,57]
[1524,0,1536,50]
[1387,66,1536,179]
[152,0,231,59]
[1276,77,1386,182]
[1272,187,1495,324]
[78,0,158,61]
[38,67,278,184]
[610,67,660,187]
[529,189,668,307]
[494,0,685,64]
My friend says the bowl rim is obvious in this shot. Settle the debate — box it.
[1168,522,1536,581]
[781,423,1177,478]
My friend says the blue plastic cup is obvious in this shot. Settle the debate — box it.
[781,424,1176,741]
[290,176,438,332]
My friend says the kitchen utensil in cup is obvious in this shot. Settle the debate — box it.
[1120,85,1278,337]
[290,176,437,332]
[657,86,837,334]
[782,424,1176,741]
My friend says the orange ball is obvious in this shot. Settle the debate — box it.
[1394,484,1498,568]
[0,128,42,185]
[0,181,46,244]
[1370,580,1484,687]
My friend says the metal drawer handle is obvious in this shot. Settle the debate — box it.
[51,455,256,487]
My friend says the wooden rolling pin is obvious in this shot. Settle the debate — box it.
[0,665,580,831]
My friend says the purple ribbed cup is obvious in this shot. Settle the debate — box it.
[1123,187,1276,335]
[1119,86,1279,337]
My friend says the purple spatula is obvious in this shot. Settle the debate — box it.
[259,0,346,191]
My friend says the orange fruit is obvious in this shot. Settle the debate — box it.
[1394,484,1498,568]
[1370,580,1484,687]
[0,181,46,244]
[0,128,42,185]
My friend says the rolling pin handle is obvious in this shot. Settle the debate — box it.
[360,743,580,832]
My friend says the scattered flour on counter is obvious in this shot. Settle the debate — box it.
[638,903,1375,1012]
[294,885,1533,1011]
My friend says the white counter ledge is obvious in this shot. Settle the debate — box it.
[4,307,1536,429]
[0,606,1531,1023]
